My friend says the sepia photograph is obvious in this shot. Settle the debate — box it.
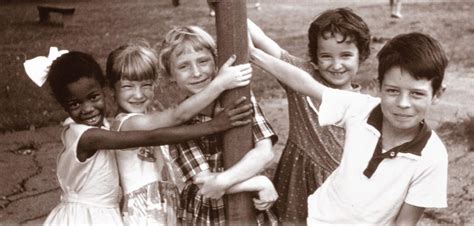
[0,0,472,225]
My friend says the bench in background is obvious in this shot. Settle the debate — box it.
[37,5,75,26]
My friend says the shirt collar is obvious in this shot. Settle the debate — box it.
[363,105,432,178]
[367,104,432,156]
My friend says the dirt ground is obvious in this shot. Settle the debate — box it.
[1,0,473,225]
[0,68,473,225]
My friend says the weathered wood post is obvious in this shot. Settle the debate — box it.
[211,0,257,224]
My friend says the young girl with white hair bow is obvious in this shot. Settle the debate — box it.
[23,48,253,225]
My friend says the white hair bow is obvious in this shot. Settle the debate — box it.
[23,47,69,87]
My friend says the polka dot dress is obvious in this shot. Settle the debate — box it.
[272,51,348,225]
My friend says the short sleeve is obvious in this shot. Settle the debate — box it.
[62,122,95,163]
[170,141,210,182]
[318,88,380,128]
[250,93,278,145]
[57,120,98,190]
[405,142,448,208]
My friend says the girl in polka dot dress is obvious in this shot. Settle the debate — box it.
[248,8,371,225]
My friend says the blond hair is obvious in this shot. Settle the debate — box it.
[158,26,217,78]
[106,39,159,86]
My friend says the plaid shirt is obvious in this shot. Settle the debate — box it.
[170,93,277,225]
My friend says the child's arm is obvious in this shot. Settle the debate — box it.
[201,174,278,211]
[76,97,252,161]
[193,138,274,199]
[250,45,326,101]
[122,55,252,131]
[192,94,277,199]
[247,19,283,59]
[394,202,425,225]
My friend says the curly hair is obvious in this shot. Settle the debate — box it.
[308,8,371,64]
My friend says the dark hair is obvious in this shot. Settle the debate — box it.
[308,8,371,64]
[48,51,105,103]
[106,40,158,87]
[377,32,448,93]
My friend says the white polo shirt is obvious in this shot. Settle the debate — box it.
[307,88,448,225]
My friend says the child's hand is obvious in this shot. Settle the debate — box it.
[212,96,253,131]
[195,172,228,199]
[192,170,213,189]
[252,176,278,211]
[213,55,252,91]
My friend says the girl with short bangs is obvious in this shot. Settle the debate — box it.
[106,40,254,225]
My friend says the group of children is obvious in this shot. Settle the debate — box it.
[23,5,448,226]
[249,8,448,224]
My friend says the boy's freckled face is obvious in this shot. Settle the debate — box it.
[317,32,359,90]
[169,42,216,95]
[114,79,155,114]
[380,66,439,132]
[63,77,106,127]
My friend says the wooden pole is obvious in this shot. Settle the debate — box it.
[212,0,257,224]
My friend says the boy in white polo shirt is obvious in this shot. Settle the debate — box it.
[249,32,448,225]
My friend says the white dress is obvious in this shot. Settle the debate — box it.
[43,118,123,226]
[113,113,179,226]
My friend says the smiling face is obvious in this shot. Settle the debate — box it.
[114,79,155,114]
[380,66,441,133]
[317,32,360,90]
[169,41,216,95]
[62,77,106,127]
